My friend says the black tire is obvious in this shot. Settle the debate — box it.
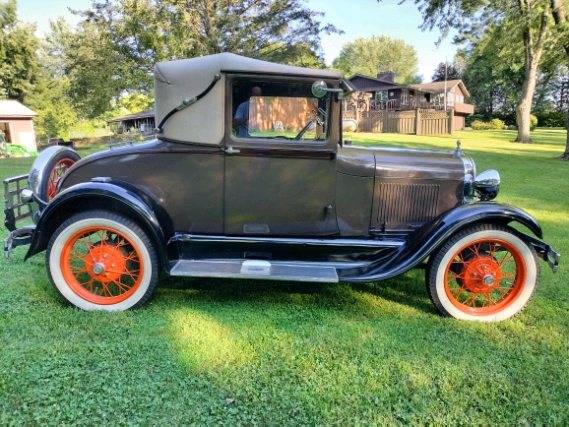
[38,148,80,201]
[46,210,159,311]
[426,223,539,322]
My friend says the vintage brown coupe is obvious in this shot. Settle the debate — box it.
[4,53,559,320]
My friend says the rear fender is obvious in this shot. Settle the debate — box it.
[25,180,173,268]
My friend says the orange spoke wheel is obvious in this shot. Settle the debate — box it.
[47,158,76,200]
[61,226,144,305]
[444,238,526,315]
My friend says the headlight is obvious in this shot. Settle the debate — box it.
[473,169,500,201]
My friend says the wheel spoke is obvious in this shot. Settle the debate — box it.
[61,225,144,304]
[444,237,525,314]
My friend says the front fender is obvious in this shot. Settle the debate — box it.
[419,201,542,240]
[25,180,172,267]
[345,202,545,282]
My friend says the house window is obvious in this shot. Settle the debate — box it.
[232,79,329,142]
[375,90,388,103]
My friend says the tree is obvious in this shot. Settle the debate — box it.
[26,76,78,140]
[332,36,420,83]
[549,0,569,159]
[431,61,462,82]
[0,0,40,101]
[64,0,338,110]
[406,0,567,143]
[44,19,126,118]
[456,29,526,122]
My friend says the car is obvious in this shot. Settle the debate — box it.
[3,53,560,320]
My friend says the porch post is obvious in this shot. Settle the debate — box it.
[415,109,422,135]
[448,109,455,134]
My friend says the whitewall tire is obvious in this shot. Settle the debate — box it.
[427,224,538,322]
[46,210,159,311]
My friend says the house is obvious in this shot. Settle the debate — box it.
[346,73,474,131]
[107,109,156,135]
[410,80,475,130]
[0,100,38,152]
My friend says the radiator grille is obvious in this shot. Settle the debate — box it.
[375,182,439,227]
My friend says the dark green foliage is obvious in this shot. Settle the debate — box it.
[58,0,338,116]
[0,0,40,101]
[431,61,462,81]
[535,109,568,127]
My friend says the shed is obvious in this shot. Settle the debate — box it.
[107,109,156,135]
[0,100,38,152]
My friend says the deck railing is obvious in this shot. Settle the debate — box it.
[343,109,454,135]
[374,99,446,111]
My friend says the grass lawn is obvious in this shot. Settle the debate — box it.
[1,129,568,424]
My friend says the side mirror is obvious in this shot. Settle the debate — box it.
[311,80,329,98]
[311,80,344,99]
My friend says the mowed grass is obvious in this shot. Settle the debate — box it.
[0,129,568,424]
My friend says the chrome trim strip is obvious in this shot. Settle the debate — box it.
[170,233,405,248]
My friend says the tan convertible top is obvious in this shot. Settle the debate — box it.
[154,53,342,144]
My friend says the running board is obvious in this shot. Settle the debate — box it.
[169,259,339,283]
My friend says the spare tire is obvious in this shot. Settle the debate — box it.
[28,146,81,202]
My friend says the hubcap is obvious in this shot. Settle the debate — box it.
[92,263,105,275]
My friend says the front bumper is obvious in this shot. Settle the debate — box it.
[521,232,561,272]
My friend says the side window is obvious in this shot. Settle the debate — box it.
[232,79,329,142]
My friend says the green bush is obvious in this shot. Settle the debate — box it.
[471,120,491,130]
[7,144,37,158]
[70,119,112,139]
[489,118,506,130]
[529,114,538,130]
[471,118,506,130]
[535,110,566,127]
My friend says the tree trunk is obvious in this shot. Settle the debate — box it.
[515,62,540,143]
[562,108,569,160]
[550,0,569,159]
[514,6,548,143]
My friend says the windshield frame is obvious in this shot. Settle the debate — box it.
[224,73,339,152]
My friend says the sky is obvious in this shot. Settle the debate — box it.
[16,0,457,81]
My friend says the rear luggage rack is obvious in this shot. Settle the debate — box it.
[3,174,32,231]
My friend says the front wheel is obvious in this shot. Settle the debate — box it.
[46,210,159,311]
[427,224,538,322]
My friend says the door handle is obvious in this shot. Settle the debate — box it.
[224,146,241,155]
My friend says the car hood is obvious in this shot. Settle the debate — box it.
[338,144,470,181]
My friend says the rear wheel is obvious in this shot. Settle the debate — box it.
[46,210,159,311]
[40,149,80,201]
[427,224,538,321]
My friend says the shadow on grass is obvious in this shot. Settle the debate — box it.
[158,267,436,317]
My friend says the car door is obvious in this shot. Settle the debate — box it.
[223,75,340,236]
